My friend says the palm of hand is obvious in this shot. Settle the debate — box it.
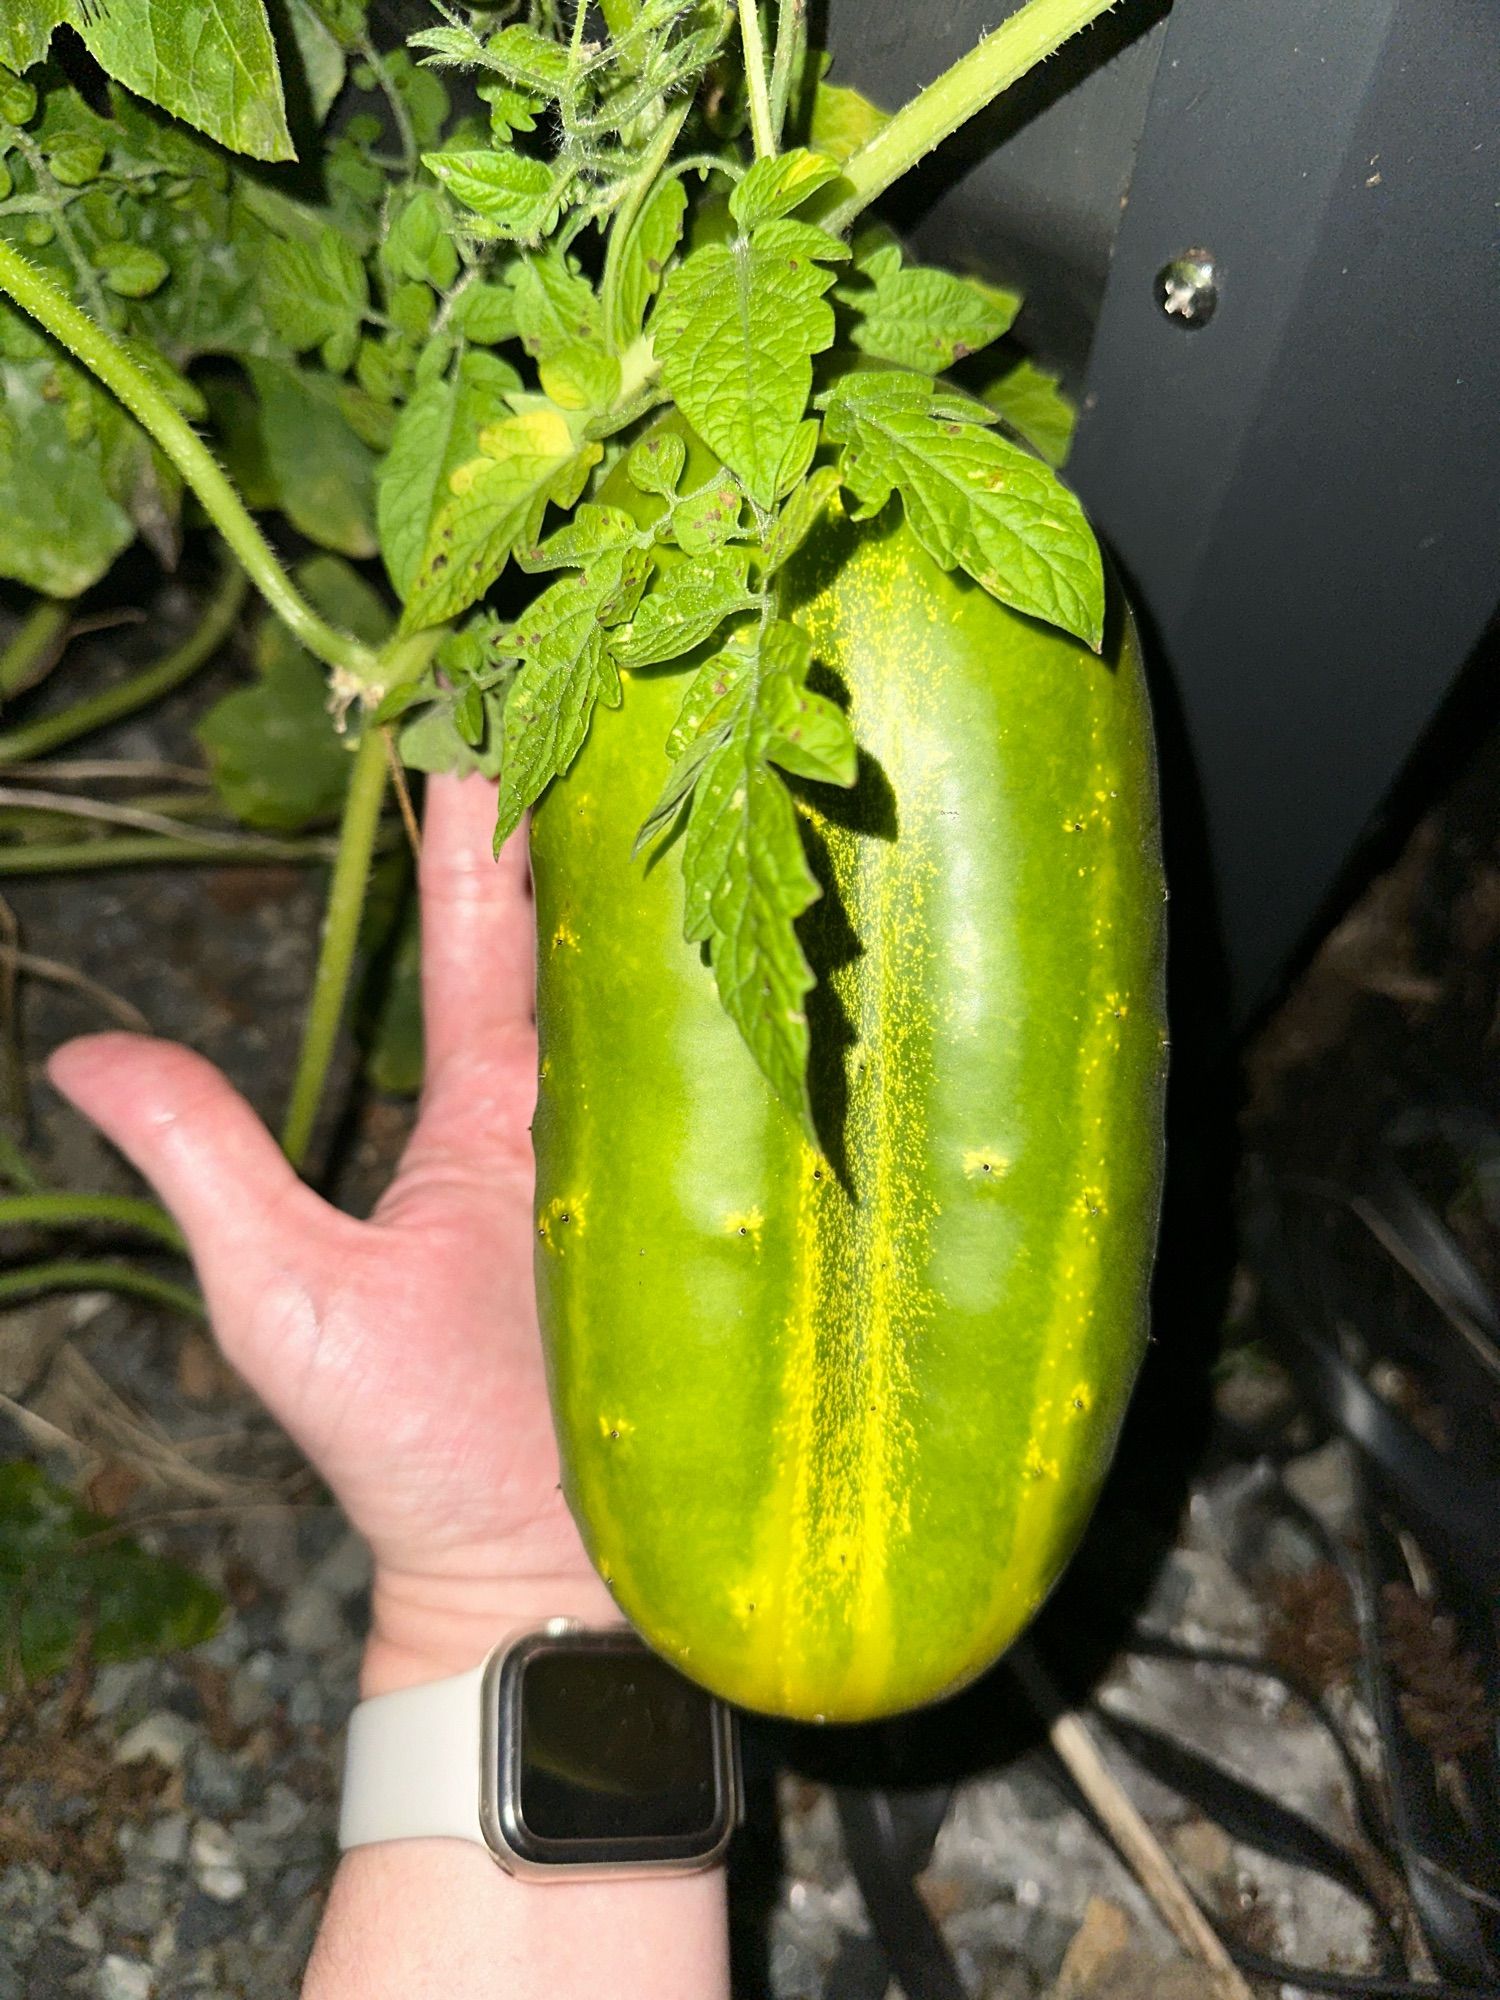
[49,776,604,1629]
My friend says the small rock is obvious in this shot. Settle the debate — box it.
[233,1782,310,1870]
[173,1887,240,1952]
[97,1955,154,2000]
[148,1920,175,1970]
[189,1821,247,1905]
[227,1665,273,1731]
[115,1712,197,1771]
[280,1583,347,1656]
[102,1876,167,1938]
[141,1812,191,1867]
[185,1742,251,1817]
[1168,1816,1233,1886]
[66,1909,105,1955]
[0,1863,61,1955]
[88,1660,159,1720]
[191,1621,249,1670]
[237,1508,301,1593]
[24,1933,87,1997]
[309,1529,372,1603]
[286,1680,323,1729]
[0,1947,18,2000]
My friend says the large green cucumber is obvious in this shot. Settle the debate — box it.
[528,443,1167,1723]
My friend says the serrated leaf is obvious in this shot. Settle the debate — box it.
[839,232,1020,374]
[628,432,686,498]
[539,342,620,414]
[513,251,600,361]
[775,417,821,498]
[382,188,460,291]
[653,219,846,508]
[259,224,369,368]
[763,464,842,573]
[0,1461,222,1684]
[0,348,134,595]
[35,0,296,162]
[493,560,633,841]
[92,243,170,300]
[824,371,1103,648]
[399,403,598,633]
[613,550,756,669]
[674,620,837,1134]
[451,279,518,346]
[983,357,1077,468]
[422,149,555,241]
[286,0,348,124]
[763,669,857,785]
[670,476,745,555]
[729,148,842,230]
[612,173,687,348]
[517,502,638,573]
[377,348,521,601]
[665,645,752,761]
[248,358,378,559]
[481,23,572,93]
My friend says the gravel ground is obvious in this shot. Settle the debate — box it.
[3,581,1495,1997]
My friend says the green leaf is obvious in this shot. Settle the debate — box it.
[376,348,521,602]
[0,345,135,595]
[493,554,646,842]
[627,432,686,499]
[807,78,889,163]
[258,223,369,372]
[31,0,296,162]
[422,149,556,243]
[763,464,842,574]
[382,188,460,292]
[670,475,745,555]
[653,219,847,508]
[198,555,387,829]
[0,1461,222,1684]
[248,358,379,560]
[479,24,572,94]
[983,357,1077,468]
[285,0,348,124]
[516,502,639,573]
[539,343,620,416]
[450,279,519,346]
[729,148,842,230]
[612,173,687,347]
[670,620,853,1135]
[399,403,600,633]
[92,243,170,301]
[612,550,757,669]
[823,370,1104,648]
[839,231,1020,374]
[514,250,600,362]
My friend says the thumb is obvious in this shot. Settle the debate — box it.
[46,1033,327,1318]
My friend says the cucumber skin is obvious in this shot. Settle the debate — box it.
[529,465,1167,1723]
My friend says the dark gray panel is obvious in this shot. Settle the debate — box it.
[1067,0,1500,1019]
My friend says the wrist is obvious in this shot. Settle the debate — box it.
[361,1564,621,1696]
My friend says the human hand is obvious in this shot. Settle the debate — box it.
[48,773,617,1695]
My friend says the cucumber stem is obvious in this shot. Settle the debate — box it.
[278,627,440,1170]
[0,561,247,766]
[737,0,777,160]
[0,597,72,700]
[0,1259,204,1317]
[821,0,1122,234]
[0,1191,185,1252]
[278,725,388,1171]
[0,239,380,685]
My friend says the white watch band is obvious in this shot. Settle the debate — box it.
[338,1653,492,1851]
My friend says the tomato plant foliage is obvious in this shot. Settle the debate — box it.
[0,0,1105,1131]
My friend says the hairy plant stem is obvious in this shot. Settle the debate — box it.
[280,629,442,1171]
[0,597,71,700]
[821,0,1121,235]
[0,833,356,875]
[737,0,776,159]
[0,1259,204,1316]
[0,1191,185,1252]
[0,561,247,766]
[599,98,691,352]
[0,240,380,684]
[767,0,806,148]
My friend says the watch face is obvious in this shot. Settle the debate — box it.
[519,1649,719,1841]
[490,1629,738,1869]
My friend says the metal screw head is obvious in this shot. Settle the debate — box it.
[1156,251,1219,329]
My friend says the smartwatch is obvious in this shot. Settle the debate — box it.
[338,1619,742,1878]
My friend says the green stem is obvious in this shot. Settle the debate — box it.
[767,0,806,149]
[10,126,114,325]
[0,1126,45,1192]
[0,1192,185,1252]
[278,726,388,1169]
[0,1260,204,1317]
[0,561,248,766]
[0,832,354,875]
[280,629,441,1169]
[737,0,777,160]
[599,99,691,353]
[0,239,379,684]
[0,597,71,700]
[821,0,1122,235]
[360,37,417,172]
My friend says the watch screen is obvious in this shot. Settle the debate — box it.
[517,1648,720,1842]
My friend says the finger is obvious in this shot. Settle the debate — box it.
[418,770,535,1085]
[46,1033,326,1313]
